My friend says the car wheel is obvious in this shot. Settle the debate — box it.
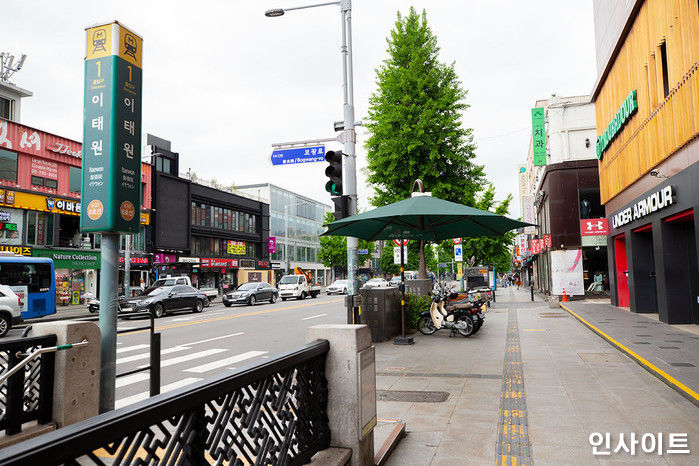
[223,302,232,307]
[249,295,256,306]
[343,288,347,294]
[193,299,204,313]
[153,303,165,318]
[270,294,277,304]
[299,291,307,300]
[0,314,10,337]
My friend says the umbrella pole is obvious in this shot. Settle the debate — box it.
[394,241,413,345]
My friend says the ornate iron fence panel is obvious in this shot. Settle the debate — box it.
[0,339,330,466]
[0,334,56,435]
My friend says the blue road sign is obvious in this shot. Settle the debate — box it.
[358,249,368,255]
[271,145,325,166]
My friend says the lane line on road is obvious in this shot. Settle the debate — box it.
[118,298,343,337]
[302,313,327,321]
[117,346,190,364]
[560,303,699,407]
[171,316,195,322]
[115,373,150,388]
[185,351,268,374]
[115,378,201,409]
[116,344,149,354]
[159,348,227,368]
[185,332,244,347]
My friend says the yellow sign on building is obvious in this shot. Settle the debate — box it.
[0,190,80,216]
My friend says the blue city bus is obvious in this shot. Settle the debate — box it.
[0,256,56,319]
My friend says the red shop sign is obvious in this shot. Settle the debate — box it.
[544,234,551,248]
[201,258,239,268]
[118,256,149,264]
[580,218,609,236]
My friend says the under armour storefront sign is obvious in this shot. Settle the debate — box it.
[611,186,674,229]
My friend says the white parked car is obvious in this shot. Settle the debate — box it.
[326,279,348,295]
[0,284,23,337]
[361,278,391,289]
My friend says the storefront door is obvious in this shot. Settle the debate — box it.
[614,234,630,307]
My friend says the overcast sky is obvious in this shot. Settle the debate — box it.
[4,0,596,217]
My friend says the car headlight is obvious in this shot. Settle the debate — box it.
[141,299,154,305]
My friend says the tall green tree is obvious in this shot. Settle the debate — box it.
[365,7,485,278]
[462,184,515,273]
[319,212,375,274]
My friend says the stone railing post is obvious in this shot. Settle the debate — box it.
[307,324,375,466]
[30,321,101,428]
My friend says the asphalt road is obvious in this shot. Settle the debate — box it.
[4,293,347,408]
[112,294,346,407]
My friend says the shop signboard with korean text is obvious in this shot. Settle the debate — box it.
[268,237,276,254]
[0,190,80,216]
[227,241,246,255]
[531,107,546,166]
[81,21,143,233]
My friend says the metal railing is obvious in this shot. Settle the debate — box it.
[0,339,330,465]
[114,311,161,396]
[0,335,56,435]
[78,311,161,397]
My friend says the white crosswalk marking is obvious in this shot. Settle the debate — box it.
[160,348,227,368]
[185,351,268,374]
[116,344,149,354]
[115,378,201,409]
[171,316,195,322]
[115,373,150,388]
[117,346,190,364]
[186,332,244,346]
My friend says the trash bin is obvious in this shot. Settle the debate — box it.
[359,287,402,342]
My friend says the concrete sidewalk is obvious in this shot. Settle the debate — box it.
[560,300,699,407]
[375,287,699,465]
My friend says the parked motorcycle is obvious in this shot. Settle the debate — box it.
[417,285,485,337]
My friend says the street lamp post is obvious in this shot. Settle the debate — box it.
[265,0,359,295]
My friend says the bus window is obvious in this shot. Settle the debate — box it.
[0,262,52,293]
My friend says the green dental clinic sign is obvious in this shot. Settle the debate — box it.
[597,90,637,161]
[81,22,143,233]
[531,107,546,166]
[32,248,101,269]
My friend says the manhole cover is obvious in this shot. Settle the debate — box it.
[538,313,568,318]
[578,352,623,364]
[376,390,450,403]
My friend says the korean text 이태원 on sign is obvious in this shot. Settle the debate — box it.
[81,22,142,233]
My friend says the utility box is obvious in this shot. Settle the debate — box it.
[358,287,401,342]
[404,279,432,297]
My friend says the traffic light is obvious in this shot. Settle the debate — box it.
[324,150,343,196]
[332,195,350,220]
[324,150,350,219]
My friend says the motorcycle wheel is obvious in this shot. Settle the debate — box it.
[457,317,475,337]
[417,316,437,335]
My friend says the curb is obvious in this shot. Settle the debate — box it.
[560,303,699,408]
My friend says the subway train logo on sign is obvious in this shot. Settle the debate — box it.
[612,186,674,229]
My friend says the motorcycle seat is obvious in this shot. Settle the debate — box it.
[445,302,473,311]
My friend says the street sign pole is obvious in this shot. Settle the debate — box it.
[124,234,130,297]
[341,0,359,296]
[98,233,119,412]
[82,22,143,413]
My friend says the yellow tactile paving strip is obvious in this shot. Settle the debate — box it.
[495,310,533,465]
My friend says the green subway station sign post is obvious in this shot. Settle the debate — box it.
[82,21,143,412]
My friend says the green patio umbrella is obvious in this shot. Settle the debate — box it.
[322,186,534,344]
[322,194,532,241]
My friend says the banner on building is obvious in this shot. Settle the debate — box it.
[521,195,536,235]
[81,21,143,233]
[531,107,546,166]
[550,249,584,296]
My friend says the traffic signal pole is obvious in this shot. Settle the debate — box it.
[340,0,359,295]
